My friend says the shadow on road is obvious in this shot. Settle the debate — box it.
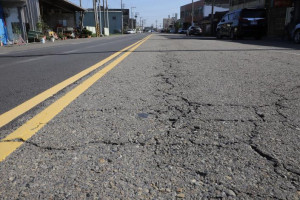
[0,34,299,59]
[161,34,300,51]
[0,48,299,58]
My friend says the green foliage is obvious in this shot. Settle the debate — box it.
[58,33,64,39]
[81,29,92,36]
[36,17,49,32]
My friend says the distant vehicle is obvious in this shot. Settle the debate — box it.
[216,8,267,40]
[178,28,187,34]
[291,23,300,44]
[126,29,136,34]
[186,26,202,36]
[137,30,143,33]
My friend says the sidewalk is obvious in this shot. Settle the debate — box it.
[0,35,124,54]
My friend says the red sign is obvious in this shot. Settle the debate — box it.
[274,0,293,7]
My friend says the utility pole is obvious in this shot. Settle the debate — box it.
[140,17,142,29]
[135,12,138,29]
[155,20,157,31]
[210,0,215,35]
[79,0,84,30]
[103,0,106,28]
[121,0,123,34]
[131,7,136,29]
[98,0,102,36]
[192,0,194,26]
[106,0,109,33]
[93,0,100,37]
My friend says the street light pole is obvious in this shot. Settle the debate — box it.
[210,0,215,35]
[192,0,194,26]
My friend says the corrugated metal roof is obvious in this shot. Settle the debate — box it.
[40,0,86,12]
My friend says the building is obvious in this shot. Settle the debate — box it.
[0,3,8,45]
[0,0,84,44]
[180,0,205,29]
[163,16,177,30]
[0,0,28,43]
[78,8,129,34]
[110,8,129,30]
[229,0,295,36]
[180,0,229,30]
[39,0,85,32]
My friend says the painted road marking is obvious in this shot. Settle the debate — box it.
[256,48,300,56]
[0,36,147,129]
[15,57,45,64]
[0,35,152,162]
[272,50,300,56]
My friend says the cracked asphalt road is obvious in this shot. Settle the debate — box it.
[0,34,300,199]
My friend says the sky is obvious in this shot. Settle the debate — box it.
[69,0,192,27]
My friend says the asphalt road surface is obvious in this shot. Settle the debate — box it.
[0,34,300,199]
[0,34,147,114]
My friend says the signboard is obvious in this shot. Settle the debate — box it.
[274,0,293,7]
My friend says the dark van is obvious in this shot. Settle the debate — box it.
[216,8,267,40]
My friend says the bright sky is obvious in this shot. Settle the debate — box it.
[69,0,192,27]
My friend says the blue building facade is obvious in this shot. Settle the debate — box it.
[77,10,123,34]
[0,4,8,45]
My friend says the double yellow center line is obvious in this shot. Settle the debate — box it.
[0,34,152,162]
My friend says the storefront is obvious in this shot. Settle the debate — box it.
[39,0,85,33]
[0,3,8,45]
[0,0,27,44]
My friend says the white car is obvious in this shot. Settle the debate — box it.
[126,29,136,34]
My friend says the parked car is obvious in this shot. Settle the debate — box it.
[291,23,300,44]
[216,8,267,40]
[178,28,187,34]
[186,26,202,36]
[126,29,136,34]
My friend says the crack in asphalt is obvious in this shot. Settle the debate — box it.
[145,53,300,198]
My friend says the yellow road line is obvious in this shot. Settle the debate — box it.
[0,37,146,129]
[0,35,152,162]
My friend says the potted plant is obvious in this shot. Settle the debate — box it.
[81,29,92,38]
[0,35,3,46]
[58,33,64,40]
